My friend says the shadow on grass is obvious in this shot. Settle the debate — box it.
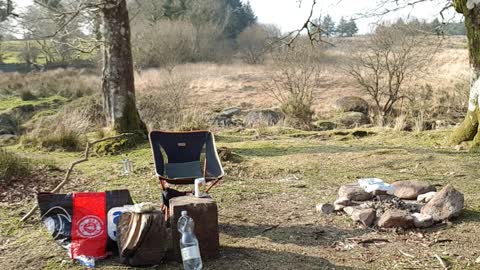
[97,245,365,270]
[455,208,480,223]
[211,246,366,270]
[220,223,368,248]
[233,144,468,158]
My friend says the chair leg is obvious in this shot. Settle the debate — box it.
[205,179,220,193]
[162,204,169,221]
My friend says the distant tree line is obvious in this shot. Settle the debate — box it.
[128,0,258,68]
[311,14,359,37]
[378,18,467,36]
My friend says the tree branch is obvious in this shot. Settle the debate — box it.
[20,133,134,222]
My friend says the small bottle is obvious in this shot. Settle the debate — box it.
[122,157,133,175]
[178,211,202,270]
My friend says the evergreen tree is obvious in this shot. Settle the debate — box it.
[322,14,335,37]
[336,17,348,37]
[345,18,358,37]
[223,0,257,39]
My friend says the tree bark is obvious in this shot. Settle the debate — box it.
[100,0,146,134]
[450,0,480,151]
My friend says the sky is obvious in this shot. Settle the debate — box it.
[247,0,459,34]
[13,0,460,34]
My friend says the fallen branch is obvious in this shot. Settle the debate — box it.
[348,238,390,245]
[20,133,133,222]
[399,249,416,259]
[434,253,450,270]
[261,224,280,233]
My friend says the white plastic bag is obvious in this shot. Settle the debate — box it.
[358,178,395,194]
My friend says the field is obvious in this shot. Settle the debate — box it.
[2,128,480,269]
[0,40,95,64]
[1,36,479,270]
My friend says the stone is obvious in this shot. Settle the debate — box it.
[244,109,284,127]
[334,197,352,211]
[335,96,369,114]
[421,184,464,222]
[338,112,370,129]
[377,209,414,229]
[316,203,335,214]
[417,191,437,203]
[476,256,480,264]
[351,208,376,227]
[221,107,241,117]
[0,134,18,144]
[338,184,373,201]
[0,113,17,135]
[169,196,219,261]
[391,180,436,200]
[315,121,336,131]
[411,213,435,228]
[343,206,356,216]
[211,115,234,127]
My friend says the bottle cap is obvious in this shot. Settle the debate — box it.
[181,210,187,216]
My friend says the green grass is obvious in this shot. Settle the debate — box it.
[0,95,66,111]
[2,127,480,269]
[1,40,96,64]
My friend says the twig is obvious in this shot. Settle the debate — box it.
[261,224,280,233]
[399,249,416,259]
[20,133,133,222]
[434,253,450,270]
[348,238,390,244]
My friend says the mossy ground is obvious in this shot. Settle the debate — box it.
[1,127,480,269]
[0,96,66,111]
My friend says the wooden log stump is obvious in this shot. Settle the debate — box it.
[169,196,219,262]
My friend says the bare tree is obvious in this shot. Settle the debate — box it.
[0,0,13,22]
[264,41,323,129]
[131,19,195,72]
[237,23,280,65]
[32,0,146,135]
[346,24,438,125]
[336,0,480,151]
[18,41,40,64]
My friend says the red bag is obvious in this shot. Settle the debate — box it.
[38,190,133,266]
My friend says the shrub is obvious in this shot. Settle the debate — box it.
[21,95,103,151]
[132,20,196,71]
[0,148,31,183]
[19,89,37,101]
[40,128,83,151]
[237,24,280,65]
[263,42,323,130]
[345,24,438,126]
[0,69,99,100]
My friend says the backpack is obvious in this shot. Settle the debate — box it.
[117,210,171,266]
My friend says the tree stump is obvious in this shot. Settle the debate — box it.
[168,196,219,262]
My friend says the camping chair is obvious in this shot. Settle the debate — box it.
[149,130,224,217]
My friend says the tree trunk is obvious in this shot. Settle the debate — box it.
[450,0,480,151]
[100,0,146,134]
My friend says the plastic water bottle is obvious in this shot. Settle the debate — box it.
[178,211,202,270]
[122,157,133,175]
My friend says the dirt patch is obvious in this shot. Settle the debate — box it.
[0,167,64,203]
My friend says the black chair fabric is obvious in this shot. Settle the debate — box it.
[149,131,224,185]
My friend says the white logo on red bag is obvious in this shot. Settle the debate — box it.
[77,215,104,238]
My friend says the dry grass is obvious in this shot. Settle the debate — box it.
[20,96,104,151]
[0,69,100,99]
